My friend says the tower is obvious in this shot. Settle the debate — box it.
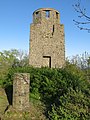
[29,8,65,68]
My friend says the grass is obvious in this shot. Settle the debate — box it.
[0,87,48,120]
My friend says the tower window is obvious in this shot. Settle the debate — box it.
[53,25,54,33]
[52,25,55,36]
[45,10,50,18]
[56,12,59,19]
[36,11,39,18]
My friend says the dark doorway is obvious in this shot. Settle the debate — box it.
[43,56,51,68]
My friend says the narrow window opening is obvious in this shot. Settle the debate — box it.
[53,25,54,33]
[36,11,39,15]
[46,10,50,18]
[56,12,59,19]
[52,25,55,36]
[36,11,39,18]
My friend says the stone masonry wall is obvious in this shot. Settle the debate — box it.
[29,8,65,68]
[13,73,30,111]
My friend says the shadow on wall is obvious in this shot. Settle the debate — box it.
[5,85,13,105]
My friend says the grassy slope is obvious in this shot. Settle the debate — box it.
[0,87,47,120]
[0,88,9,117]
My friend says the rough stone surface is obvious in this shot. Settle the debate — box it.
[29,8,65,68]
[13,73,30,111]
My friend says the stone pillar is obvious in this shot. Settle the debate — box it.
[13,73,30,111]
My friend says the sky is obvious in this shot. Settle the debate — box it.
[0,0,90,57]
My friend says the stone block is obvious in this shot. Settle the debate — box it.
[13,73,30,111]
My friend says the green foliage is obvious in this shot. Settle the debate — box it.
[0,49,90,119]
[0,49,29,87]
[4,64,90,119]
[66,52,90,69]
[49,89,90,120]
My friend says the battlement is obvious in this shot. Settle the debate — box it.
[33,8,60,24]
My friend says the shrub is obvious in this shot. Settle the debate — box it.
[2,64,90,119]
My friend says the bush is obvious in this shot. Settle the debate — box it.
[2,64,90,119]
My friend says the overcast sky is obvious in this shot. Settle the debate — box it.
[0,0,90,57]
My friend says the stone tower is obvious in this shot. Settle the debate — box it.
[29,8,65,68]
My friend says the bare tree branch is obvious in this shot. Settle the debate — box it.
[73,0,90,32]
[73,20,90,25]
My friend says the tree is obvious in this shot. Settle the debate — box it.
[12,49,29,67]
[66,52,90,69]
[0,49,29,86]
[73,0,90,32]
[0,49,29,68]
